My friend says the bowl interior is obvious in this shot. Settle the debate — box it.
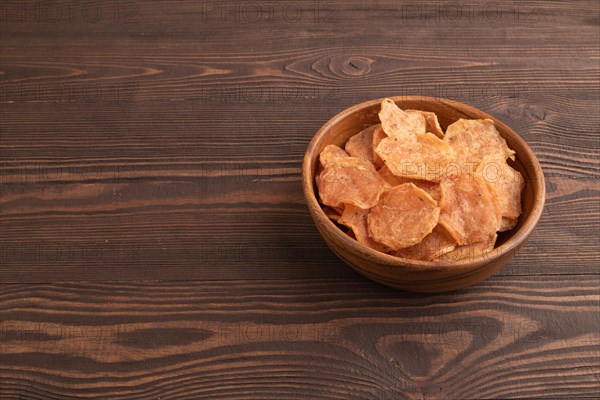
[304,96,545,268]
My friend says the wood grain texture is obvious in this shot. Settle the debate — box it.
[1,0,599,398]
[1,277,599,400]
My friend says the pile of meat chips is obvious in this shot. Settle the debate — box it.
[316,99,525,262]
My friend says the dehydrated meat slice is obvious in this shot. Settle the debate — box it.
[407,109,444,138]
[338,204,389,252]
[379,98,426,138]
[319,144,349,167]
[476,154,525,227]
[368,183,440,250]
[375,132,454,182]
[444,118,515,175]
[317,157,388,209]
[345,125,379,164]
[438,174,500,245]
[372,124,387,168]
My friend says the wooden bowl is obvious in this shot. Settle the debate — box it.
[302,96,545,292]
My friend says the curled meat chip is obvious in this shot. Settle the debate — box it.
[375,132,454,182]
[372,124,387,168]
[439,174,500,245]
[338,204,389,252]
[407,110,444,138]
[476,154,525,225]
[444,119,515,175]
[392,225,457,261]
[379,98,425,138]
[317,157,388,209]
[487,180,504,230]
[320,144,349,167]
[345,125,379,164]
[368,183,440,250]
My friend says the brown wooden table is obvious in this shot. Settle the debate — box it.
[1,1,599,398]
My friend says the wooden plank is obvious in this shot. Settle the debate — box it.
[0,0,598,35]
[1,276,599,399]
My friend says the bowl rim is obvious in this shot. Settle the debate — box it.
[302,96,546,273]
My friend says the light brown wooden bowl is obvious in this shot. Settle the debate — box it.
[302,96,545,292]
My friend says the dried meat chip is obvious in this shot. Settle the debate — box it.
[345,125,380,164]
[319,144,349,167]
[378,165,441,203]
[414,133,455,181]
[375,132,454,182]
[407,110,444,138]
[379,98,426,138]
[375,137,421,179]
[438,174,500,245]
[317,157,388,209]
[476,154,525,222]
[338,204,389,252]
[368,183,440,250]
[480,178,504,232]
[392,225,457,261]
[444,118,515,175]
[439,234,497,262]
[372,124,387,168]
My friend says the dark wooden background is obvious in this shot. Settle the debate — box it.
[1,0,599,398]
